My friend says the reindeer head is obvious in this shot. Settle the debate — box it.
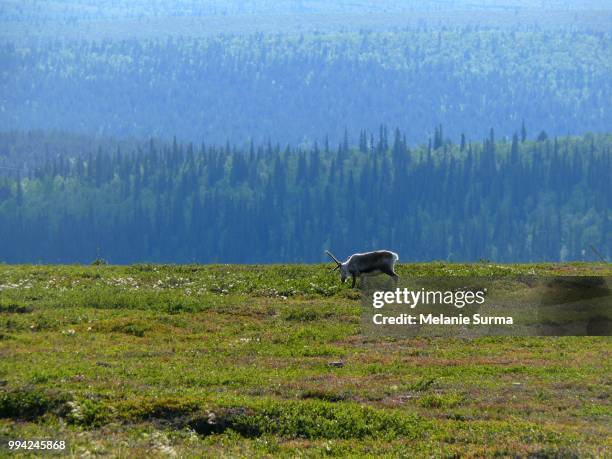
[325,250,349,283]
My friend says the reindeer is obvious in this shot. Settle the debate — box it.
[325,250,399,288]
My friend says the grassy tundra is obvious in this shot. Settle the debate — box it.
[0,263,610,457]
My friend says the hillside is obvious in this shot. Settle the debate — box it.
[0,262,610,456]
[1,26,610,145]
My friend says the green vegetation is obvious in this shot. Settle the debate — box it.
[1,131,609,263]
[0,263,610,456]
[2,26,610,144]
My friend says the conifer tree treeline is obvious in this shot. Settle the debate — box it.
[0,128,609,263]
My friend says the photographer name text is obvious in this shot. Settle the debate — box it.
[372,313,513,325]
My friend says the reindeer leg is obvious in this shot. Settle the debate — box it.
[360,274,367,289]
[382,267,400,285]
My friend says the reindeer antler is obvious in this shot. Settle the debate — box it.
[325,250,341,270]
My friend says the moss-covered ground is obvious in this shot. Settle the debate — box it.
[0,263,610,457]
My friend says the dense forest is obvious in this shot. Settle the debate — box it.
[0,128,609,264]
[1,4,610,264]
[2,27,610,145]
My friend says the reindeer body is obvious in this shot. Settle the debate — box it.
[326,250,399,288]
